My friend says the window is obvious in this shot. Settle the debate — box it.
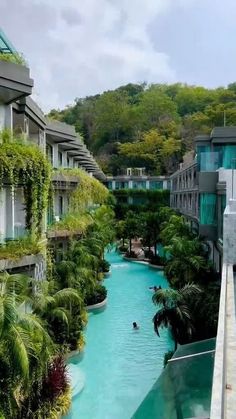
[222,145,236,169]
[59,196,63,217]
[149,181,163,190]
[58,151,63,167]
[200,193,217,225]
[133,181,146,189]
[46,144,53,165]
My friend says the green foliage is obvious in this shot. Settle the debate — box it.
[119,129,181,174]
[0,52,26,66]
[0,131,51,236]
[84,284,107,306]
[113,189,170,219]
[152,283,202,350]
[0,236,43,260]
[0,272,54,418]
[48,81,236,175]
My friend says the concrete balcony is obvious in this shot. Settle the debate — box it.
[52,171,79,190]
[0,60,33,104]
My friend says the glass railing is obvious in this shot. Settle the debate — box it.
[199,152,220,172]
[133,338,215,419]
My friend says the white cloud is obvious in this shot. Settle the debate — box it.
[0,0,196,111]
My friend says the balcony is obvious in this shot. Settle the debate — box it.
[133,338,215,418]
[0,60,33,104]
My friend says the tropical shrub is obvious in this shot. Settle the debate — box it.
[85,284,107,305]
[152,283,202,350]
[100,259,110,273]
[0,52,26,65]
[42,356,69,403]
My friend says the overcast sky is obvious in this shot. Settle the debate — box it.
[1,0,236,112]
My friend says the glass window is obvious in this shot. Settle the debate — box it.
[133,181,146,189]
[200,193,217,225]
[46,144,53,165]
[58,151,63,167]
[200,152,220,171]
[149,181,163,190]
[196,145,210,168]
[222,145,236,169]
[59,196,63,217]
[115,181,128,189]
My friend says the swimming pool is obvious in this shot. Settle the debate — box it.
[65,250,172,419]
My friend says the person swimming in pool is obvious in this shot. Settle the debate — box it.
[133,322,139,330]
[149,285,162,292]
[149,286,158,292]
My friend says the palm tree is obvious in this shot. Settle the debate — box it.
[152,283,201,351]
[0,272,53,415]
[164,237,207,287]
[32,281,82,329]
[160,214,194,245]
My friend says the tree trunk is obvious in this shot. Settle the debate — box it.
[122,237,125,247]
[129,238,132,254]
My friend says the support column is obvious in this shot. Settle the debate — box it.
[52,144,59,168]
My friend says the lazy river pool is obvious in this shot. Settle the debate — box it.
[65,250,172,419]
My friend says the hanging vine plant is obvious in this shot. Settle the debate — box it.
[0,130,51,237]
[57,168,109,213]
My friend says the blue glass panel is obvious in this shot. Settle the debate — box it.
[222,145,236,169]
[133,181,146,189]
[200,193,217,225]
[149,181,163,190]
[200,152,220,171]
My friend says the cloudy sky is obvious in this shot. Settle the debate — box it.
[1,0,236,112]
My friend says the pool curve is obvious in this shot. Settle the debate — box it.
[65,250,172,419]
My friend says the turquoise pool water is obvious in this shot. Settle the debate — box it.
[65,250,172,419]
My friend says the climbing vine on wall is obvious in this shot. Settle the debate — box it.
[57,168,109,213]
[0,130,51,236]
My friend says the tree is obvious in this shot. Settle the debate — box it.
[164,236,208,287]
[141,212,160,256]
[160,214,194,245]
[152,283,201,350]
[124,211,141,254]
[119,129,181,174]
[0,272,53,416]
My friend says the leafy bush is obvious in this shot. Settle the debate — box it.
[100,259,110,272]
[0,52,26,66]
[42,356,69,403]
[0,236,42,260]
[85,284,107,305]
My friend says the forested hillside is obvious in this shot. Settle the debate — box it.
[48,82,236,175]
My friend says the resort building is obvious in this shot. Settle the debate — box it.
[105,167,169,191]
[105,168,170,207]
[169,128,236,272]
[0,30,105,278]
[159,127,236,418]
